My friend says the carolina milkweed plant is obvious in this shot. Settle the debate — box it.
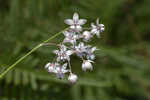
[0,12,104,84]
[45,12,104,84]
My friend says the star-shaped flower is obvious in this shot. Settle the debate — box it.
[63,31,79,44]
[91,18,105,37]
[45,62,69,79]
[64,12,87,32]
[75,42,88,58]
[54,45,74,61]
[86,46,97,60]
[54,63,69,79]
[45,62,59,73]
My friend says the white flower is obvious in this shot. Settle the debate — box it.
[86,46,97,60]
[68,73,78,84]
[64,12,87,32]
[75,42,87,52]
[82,31,93,41]
[55,63,69,73]
[63,31,79,44]
[54,45,74,61]
[75,42,88,58]
[91,18,105,37]
[45,62,58,73]
[45,62,69,79]
[82,60,94,71]
[54,63,69,79]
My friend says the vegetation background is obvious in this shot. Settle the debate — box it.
[0,0,150,100]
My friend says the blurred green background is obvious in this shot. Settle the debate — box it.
[0,0,150,100]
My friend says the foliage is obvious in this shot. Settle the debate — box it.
[0,0,150,100]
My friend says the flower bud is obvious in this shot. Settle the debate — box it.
[83,31,92,41]
[68,73,78,84]
[82,60,93,71]
[45,63,50,69]
[48,66,55,73]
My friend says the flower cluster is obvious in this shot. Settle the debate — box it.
[45,12,104,84]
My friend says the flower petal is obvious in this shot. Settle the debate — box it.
[53,50,59,54]
[64,19,74,25]
[73,12,79,22]
[87,60,94,63]
[80,42,84,47]
[91,23,97,28]
[62,69,69,73]
[99,24,105,32]
[91,47,97,52]
[45,63,50,68]
[96,18,100,25]
[63,31,70,37]
[78,19,87,25]
[95,31,100,37]
[91,29,98,34]
[63,38,69,43]
[76,25,82,31]
[101,27,105,32]
[90,54,95,60]
[99,24,104,27]
[66,50,74,56]
[48,67,54,72]
[70,25,75,29]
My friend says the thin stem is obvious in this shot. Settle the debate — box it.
[0,27,68,79]
[42,43,60,46]
[52,55,57,62]
[81,57,85,61]
[68,60,72,73]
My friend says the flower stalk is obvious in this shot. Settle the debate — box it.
[0,28,68,79]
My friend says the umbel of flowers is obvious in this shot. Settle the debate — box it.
[45,12,105,84]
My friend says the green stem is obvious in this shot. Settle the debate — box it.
[0,28,68,79]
